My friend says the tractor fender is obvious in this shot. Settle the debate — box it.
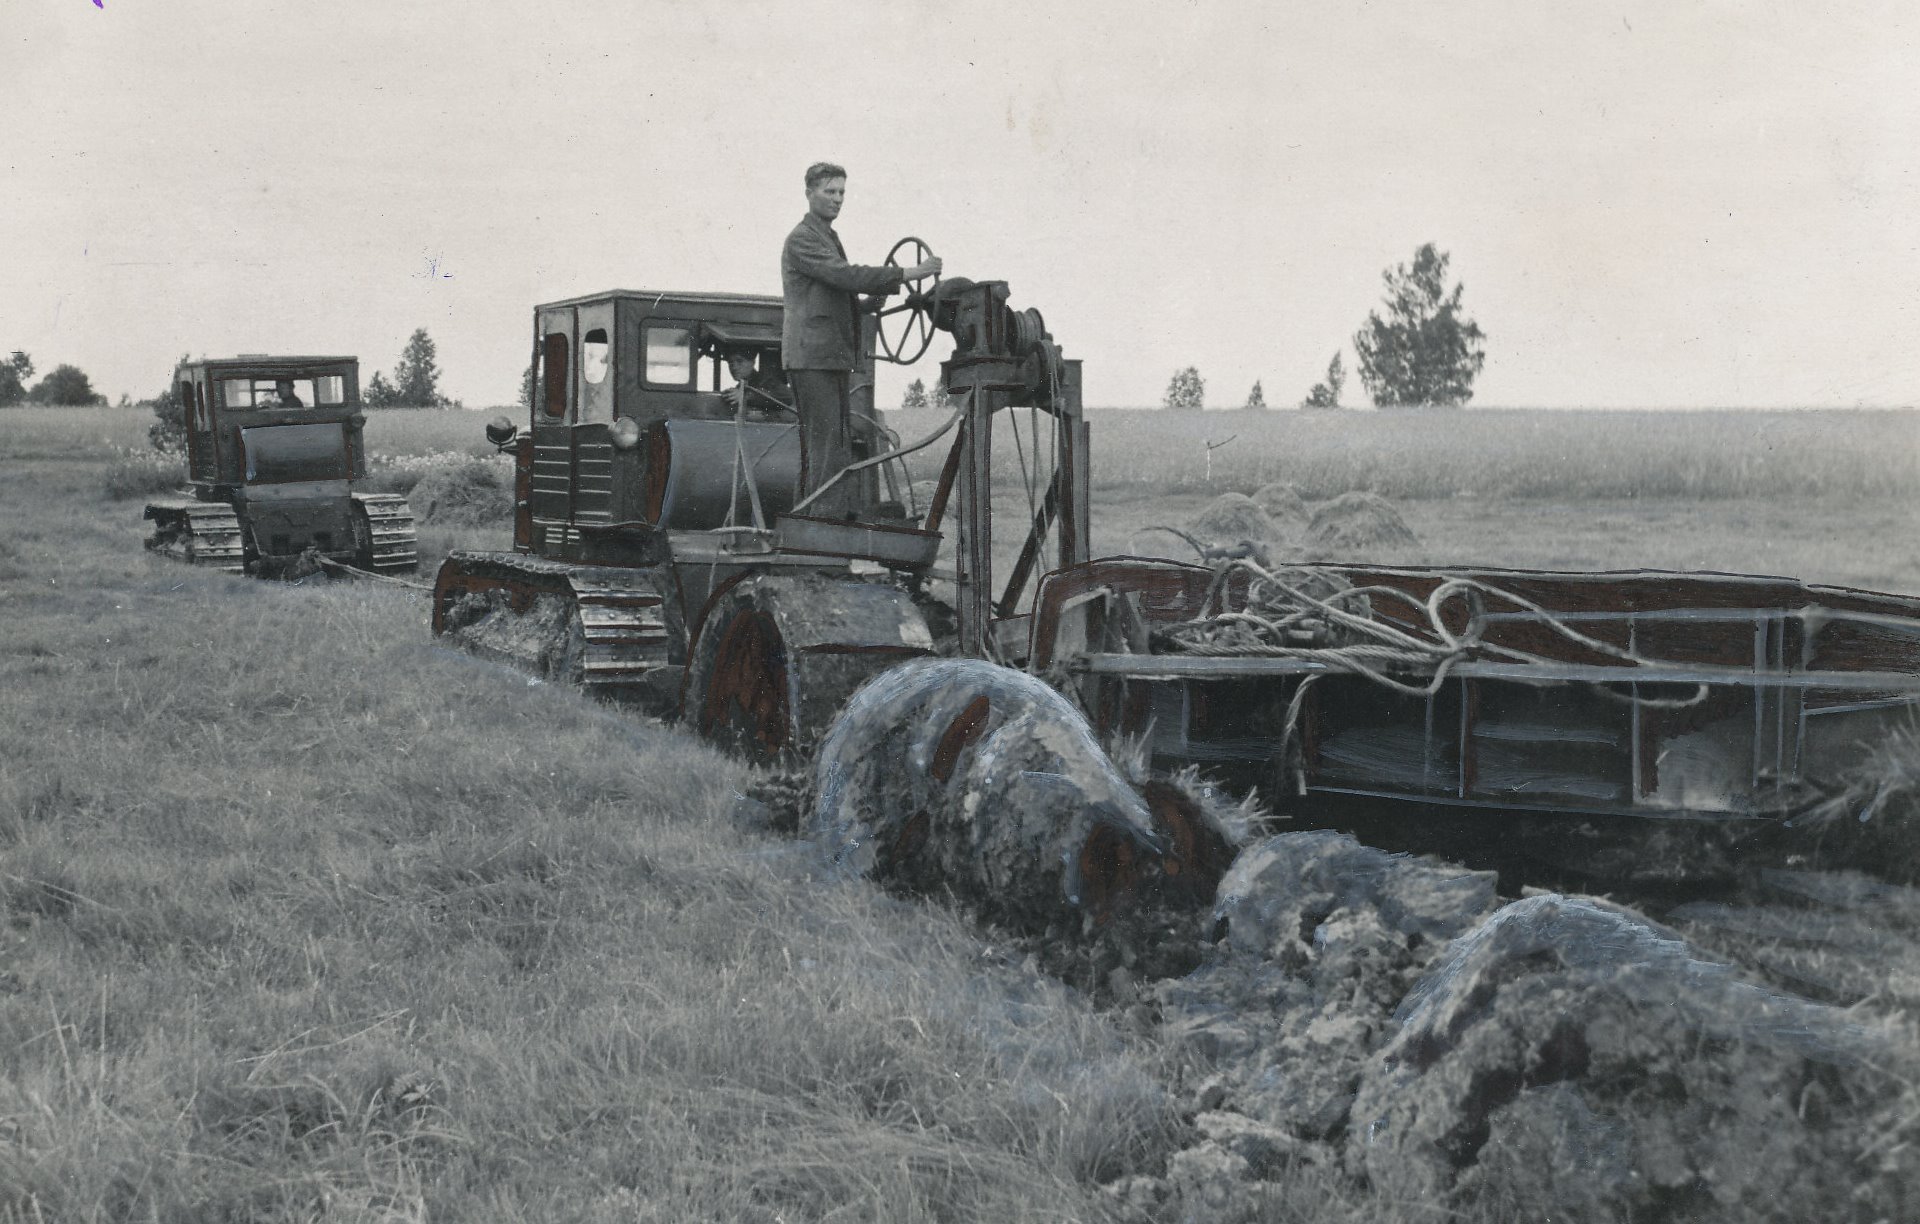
[682,572,934,765]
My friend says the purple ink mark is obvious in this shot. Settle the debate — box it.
[94,1,104,9]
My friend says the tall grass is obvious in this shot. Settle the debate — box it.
[0,406,506,463]
[878,406,1920,501]
[30,403,1917,501]
[2,454,1176,1221]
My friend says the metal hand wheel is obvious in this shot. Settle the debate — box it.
[876,237,939,365]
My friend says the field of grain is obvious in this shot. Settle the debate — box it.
[7,404,1920,1221]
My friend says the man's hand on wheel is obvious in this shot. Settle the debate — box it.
[906,256,942,282]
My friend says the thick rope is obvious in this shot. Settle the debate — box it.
[317,556,434,591]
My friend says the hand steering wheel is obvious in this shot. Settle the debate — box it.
[876,237,939,365]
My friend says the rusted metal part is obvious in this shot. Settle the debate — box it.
[810,658,1231,934]
[683,573,935,764]
[996,472,1062,618]
[1037,558,1920,822]
[142,500,246,572]
[772,514,941,570]
[919,422,967,536]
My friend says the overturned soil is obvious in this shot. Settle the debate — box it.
[1118,833,1920,1222]
[784,671,1920,1222]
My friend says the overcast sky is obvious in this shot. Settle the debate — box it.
[4,0,1916,409]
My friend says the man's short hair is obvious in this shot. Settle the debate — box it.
[805,162,847,190]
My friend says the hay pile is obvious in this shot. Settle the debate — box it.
[1188,492,1278,547]
[409,458,514,526]
[1249,482,1309,531]
[1301,491,1418,556]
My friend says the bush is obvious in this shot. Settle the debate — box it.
[102,448,185,501]
[366,452,513,525]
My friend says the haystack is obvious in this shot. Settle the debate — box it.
[1249,482,1309,530]
[1188,492,1277,546]
[1301,491,1417,555]
[411,459,514,526]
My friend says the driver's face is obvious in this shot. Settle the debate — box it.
[806,177,845,222]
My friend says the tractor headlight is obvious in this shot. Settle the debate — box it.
[610,416,641,451]
[484,415,517,447]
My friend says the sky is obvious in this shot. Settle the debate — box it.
[3,0,1917,410]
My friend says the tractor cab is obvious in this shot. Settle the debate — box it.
[513,288,902,568]
[179,355,363,492]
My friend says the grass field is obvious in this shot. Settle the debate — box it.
[65,401,1920,590]
[8,404,1920,1220]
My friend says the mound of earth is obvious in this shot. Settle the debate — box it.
[1249,482,1309,530]
[1301,491,1418,555]
[1126,832,1912,1224]
[1189,493,1278,548]
[1353,892,1900,1220]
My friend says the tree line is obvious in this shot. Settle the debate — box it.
[0,352,106,406]
[1153,243,1486,411]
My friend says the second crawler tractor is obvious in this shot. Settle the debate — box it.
[144,354,417,576]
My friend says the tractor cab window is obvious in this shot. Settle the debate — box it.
[578,328,612,424]
[313,375,345,406]
[541,333,570,418]
[581,329,610,385]
[644,324,695,387]
[223,377,314,409]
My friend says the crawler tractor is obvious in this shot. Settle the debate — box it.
[435,255,1920,875]
[144,355,417,575]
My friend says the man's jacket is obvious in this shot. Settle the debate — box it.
[780,212,904,371]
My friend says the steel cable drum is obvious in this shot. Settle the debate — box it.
[644,419,803,529]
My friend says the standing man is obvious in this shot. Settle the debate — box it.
[781,161,939,518]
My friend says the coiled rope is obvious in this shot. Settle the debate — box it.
[1149,538,1709,711]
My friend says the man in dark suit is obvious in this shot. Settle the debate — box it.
[781,161,939,518]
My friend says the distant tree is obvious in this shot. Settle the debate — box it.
[1353,243,1485,407]
[901,377,929,410]
[0,351,34,407]
[519,360,535,411]
[29,363,104,406]
[145,353,193,452]
[1162,366,1205,410]
[364,371,400,408]
[368,328,455,407]
[1301,352,1346,410]
[1244,380,1266,410]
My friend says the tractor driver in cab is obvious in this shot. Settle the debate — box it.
[780,161,939,518]
[269,378,304,408]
